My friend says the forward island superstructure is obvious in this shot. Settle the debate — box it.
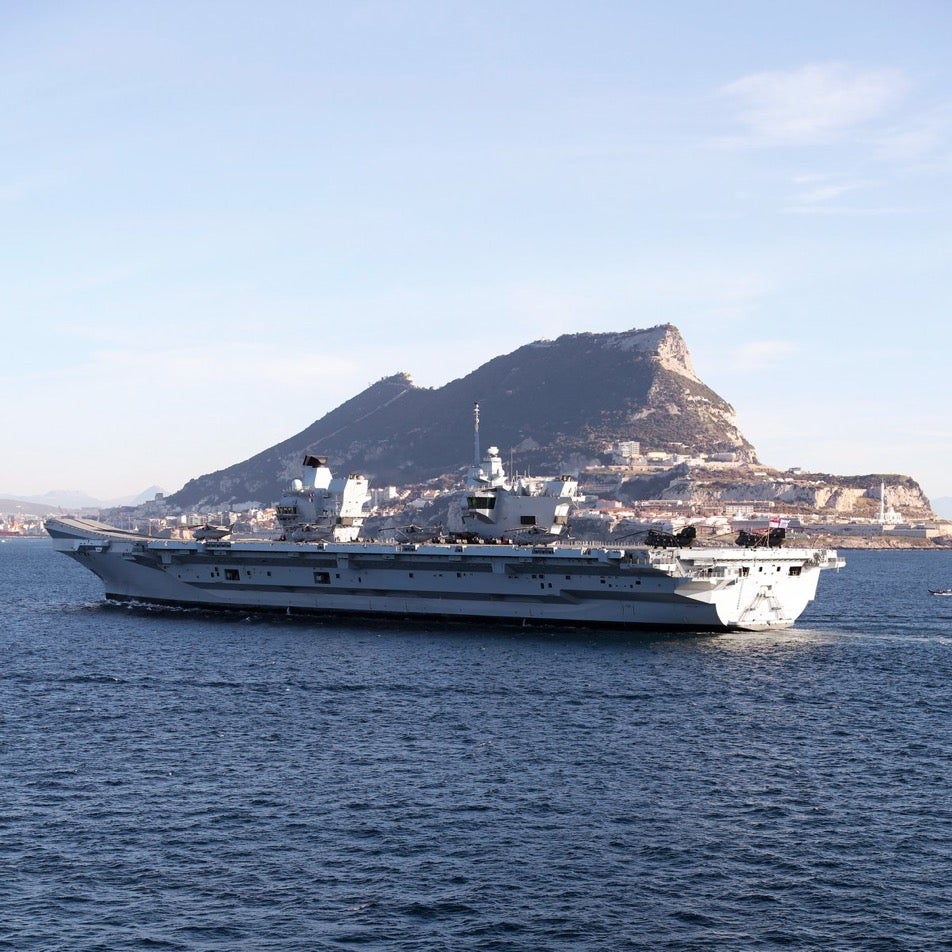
[45,412,844,633]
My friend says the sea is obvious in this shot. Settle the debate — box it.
[1,539,950,952]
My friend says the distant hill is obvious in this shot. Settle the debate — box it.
[12,489,104,509]
[0,486,162,515]
[165,325,756,509]
[120,485,167,507]
[0,497,66,517]
[0,486,166,512]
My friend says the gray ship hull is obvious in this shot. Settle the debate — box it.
[47,517,843,632]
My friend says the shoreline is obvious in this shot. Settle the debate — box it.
[787,535,951,551]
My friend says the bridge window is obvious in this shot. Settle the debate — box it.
[467,496,495,510]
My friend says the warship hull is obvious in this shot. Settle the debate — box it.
[46,517,843,632]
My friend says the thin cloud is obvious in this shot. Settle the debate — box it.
[795,182,870,205]
[782,176,880,212]
[717,62,908,146]
[781,202,913,217]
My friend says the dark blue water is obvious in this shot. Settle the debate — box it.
[2,540,951,951]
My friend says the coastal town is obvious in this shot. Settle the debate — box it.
[6,442,950,548]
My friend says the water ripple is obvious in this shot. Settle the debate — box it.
[1,543,950,949]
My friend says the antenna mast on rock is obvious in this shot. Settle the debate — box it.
[473,402,481,465]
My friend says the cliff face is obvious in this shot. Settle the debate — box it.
[620,468,935,519]
[165,324,757,509]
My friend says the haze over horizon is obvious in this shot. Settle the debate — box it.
[3,2,950,502]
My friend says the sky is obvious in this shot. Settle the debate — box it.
[2,1,951,504]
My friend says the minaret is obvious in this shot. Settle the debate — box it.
[880,480,886,524]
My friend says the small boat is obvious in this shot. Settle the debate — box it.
[929,588,952,596]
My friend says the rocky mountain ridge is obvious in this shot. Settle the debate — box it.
[164,324,756,510]
[120,323,937,523]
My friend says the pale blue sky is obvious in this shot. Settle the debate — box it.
[3,1,950,503]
